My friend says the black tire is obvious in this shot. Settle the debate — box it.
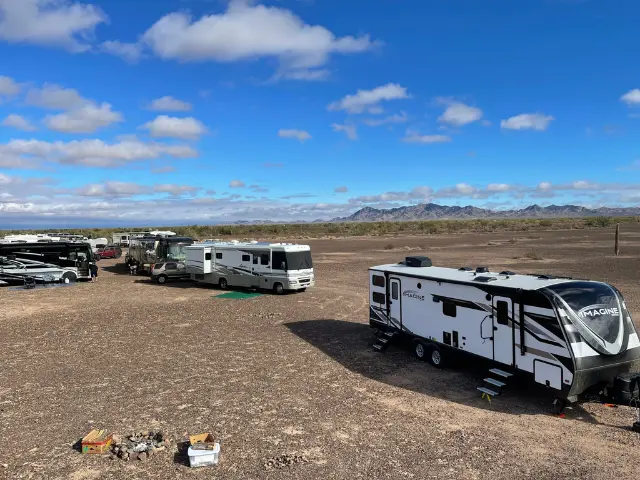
[157,274,168,285]
[299,288,307,293]
[62,271,77,283]
[552,397,567,414]
[427,344,444,368]
[414,340,428,361]
[219,278,228,290]
[273,282,285,295]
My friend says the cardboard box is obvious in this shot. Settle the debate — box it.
[189,433,217,451]
[81,429,113,454]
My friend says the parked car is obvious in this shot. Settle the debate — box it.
[151,261,190,284]
[96,245,122,259]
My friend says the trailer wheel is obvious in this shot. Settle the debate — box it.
[156,274,168,285]
[273,282,285,295]
[428,344,444,368]
[219,278,228,290]
[414,341,427,361]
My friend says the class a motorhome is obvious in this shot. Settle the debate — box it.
[369,256,640,410]
[185,241,314,294]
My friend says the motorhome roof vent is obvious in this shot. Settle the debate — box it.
[405,256,432,268]
[500,271,516,276]
[475,266,489,274]
[474,276,497,283]
[537,274,557,280]
[458,267,472,271]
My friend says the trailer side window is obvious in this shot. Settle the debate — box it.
[496,301,509,325]
[205,252,212,261]
[391,282,399,300]
[372,275,385,288]
[372,292,386,305]
[242,254,250,262]
[216,253,223,259]
[443,302,456,318]
[261,254,269,265]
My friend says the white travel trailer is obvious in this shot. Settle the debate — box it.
[185,241,314,294]
[369,256,640,411]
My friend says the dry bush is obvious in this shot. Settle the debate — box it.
[384,244,395,250]
[524,250,543,260]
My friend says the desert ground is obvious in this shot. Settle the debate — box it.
[2,226,640,479]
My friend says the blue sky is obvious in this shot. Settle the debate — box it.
[1,0,640,227]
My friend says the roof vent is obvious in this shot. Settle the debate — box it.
[537,274,557,280]
[474,276,497,283]
[500,271,516,276]
[475,266,489,274]
[405,256,432,268]
[458,267,472,271]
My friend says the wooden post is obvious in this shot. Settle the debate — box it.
[615,223,620,256]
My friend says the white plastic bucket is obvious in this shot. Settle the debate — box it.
[188,443,220,468]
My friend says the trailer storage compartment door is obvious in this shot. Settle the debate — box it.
[534,360,562,390]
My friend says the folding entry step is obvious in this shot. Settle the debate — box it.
[489,368,513,378]
[373,331,396,352]
[477,368,513,399]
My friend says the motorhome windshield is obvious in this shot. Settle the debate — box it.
[282,251,313,271]
[161,239,194,260]
[546,282,624,351]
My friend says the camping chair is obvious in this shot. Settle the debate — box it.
[23,276,36,289]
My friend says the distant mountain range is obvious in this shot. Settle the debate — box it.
[329,203,640,222]
[226,203,640,225]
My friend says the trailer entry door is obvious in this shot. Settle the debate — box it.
[389,277,402,329]
[493,296,514,366]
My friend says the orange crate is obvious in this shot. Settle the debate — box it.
[81,429,113,454]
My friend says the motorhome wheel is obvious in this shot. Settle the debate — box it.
[414,341,427,360]
[62,271,77,283]
[274,282,284,295]
[428,345,444,368]
[219,278,228,290]
[157,274,168,285]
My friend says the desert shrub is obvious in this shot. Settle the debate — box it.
[384,244,394,250]
[524,250,543,260]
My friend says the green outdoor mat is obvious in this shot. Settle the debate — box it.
[214,291,262,299]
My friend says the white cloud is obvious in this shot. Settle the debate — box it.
[538,181,552,191]
[2,114,36,131]
[500,113,554,131]
[328,83,409,114]
[437,101,483,126]
[100,40,143,63]
[487,183,511,192]
[138,0,376,80]
[0,137,197,167]
[153,183,198,195]
[44,103,123,133]
[0,75,20,97]
[77,181,146,197]
[331,123,358,140]
[368,106,384,115]
[334,186,348,193]
[26,83,90,110]
[278,129,311,142]
[142,115,207,140]
[0,0,107,52]
[229,180,245,188]
[364,112,408,127]
[148,96,192,112]
[151,165,176,174]
[402,130,451,144]
[620,89,640,106]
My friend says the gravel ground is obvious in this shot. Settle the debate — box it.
[1,227,640,479]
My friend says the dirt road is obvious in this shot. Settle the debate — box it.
[1,226,640,479]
